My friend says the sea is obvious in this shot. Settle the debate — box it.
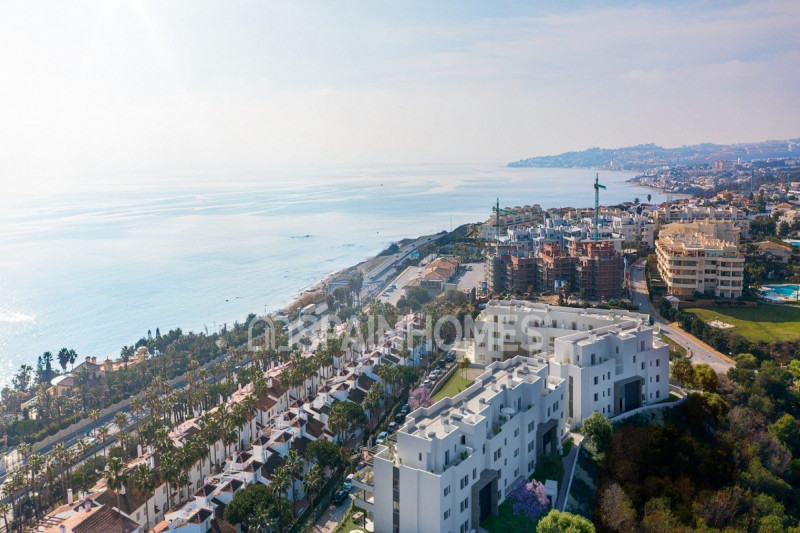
[0,164,673,386]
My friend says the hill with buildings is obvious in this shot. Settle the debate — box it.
[509,138,800,171]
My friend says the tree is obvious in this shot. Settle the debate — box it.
[305,439,341,471]
[768,413,799,454]
[460,356,471,379]
[363,383,385,429]
[406,286,432,310]
[536,510,595,533]
[132,463,157,529]
[409,387,432,410]
[670,357,696,387]
[225,483,272,525]
[508,478,549,532]
[581,411,612,452]
[693,364,718,393]
[302,464,324,514]
[57,348,70,373]
[328,401,367,444]
[599,483,636,533]
[733,353,758,370]
[104,457,129,533]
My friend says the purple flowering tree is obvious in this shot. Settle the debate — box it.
[508,478,549,532]
[408,387,432,410]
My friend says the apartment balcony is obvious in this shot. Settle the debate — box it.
[353,466,375,490]
[353,488,375,512]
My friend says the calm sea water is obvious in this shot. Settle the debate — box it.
[0,164,669,385]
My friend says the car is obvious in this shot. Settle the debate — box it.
[422,379,431,388]
[388,422,397,433]
[395,412,406,424]
[401,404,410,414]
[444,353,455,363]
[342,474,354,491]
[332,489,349,505]
[356,461,366,471]
[377,431,388,442]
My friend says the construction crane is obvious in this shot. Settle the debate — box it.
[493,198,517,245]
[593,173,606,242]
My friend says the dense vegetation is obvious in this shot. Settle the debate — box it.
[593,357,800,532]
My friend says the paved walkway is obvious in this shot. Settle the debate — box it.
[313,502,350,533]
[554,433,583,511]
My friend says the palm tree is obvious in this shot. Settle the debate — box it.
[132,463,156,529]
[57,348,70,373]
[113,412,129,433]
[460,356,471,379]
[285,450,305,514]
[96,425,111,464]
[0,502,10,533]
[270,465,292,503]
[104,457,129,532]
[159,452,180,511]
[230,403,249,451]
[301,464,323,515]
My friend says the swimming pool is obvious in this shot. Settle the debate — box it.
[761,284,800,300]
[788,240,800,247]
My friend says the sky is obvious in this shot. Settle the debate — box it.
[0,0,799,192]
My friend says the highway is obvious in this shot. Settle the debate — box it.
[630,260,734,374]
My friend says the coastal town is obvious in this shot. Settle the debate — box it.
[1,141,800,533]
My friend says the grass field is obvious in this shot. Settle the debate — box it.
[432,372,474,402]
[684,305,800,343]
[659,333,687,358]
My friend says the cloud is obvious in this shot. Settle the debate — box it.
[0,0,797,191]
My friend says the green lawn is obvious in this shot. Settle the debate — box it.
[684,305,800,343]
[482,499,539,533]
[659,333,687,359]
[482,454,564,533]
[432,372,474,402]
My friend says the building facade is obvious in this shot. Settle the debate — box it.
[369,356,566,533]
[656,223,744,299]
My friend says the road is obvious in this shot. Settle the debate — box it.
[629,260,734,374]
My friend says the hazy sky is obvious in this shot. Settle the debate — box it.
[1,0,799,190]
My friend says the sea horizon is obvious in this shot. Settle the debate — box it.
[0,163,672,386]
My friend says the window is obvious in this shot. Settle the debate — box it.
[616,346,619,354]
[656,359,660,367]
[444,509,450,520]
[656,375,660,383]
[444,486,451,497]
[656,390,661,399]
[419,453,422,461]
[594,393,598,401]
[473,468,477,480]
[594,376,598,385]
[514,449,519,457]
[633,355,636,363]
[528,441,534,452]
[641,341,645,351]
[528,421,535,433]
[461,521,470,533]
[514,468,519,478]
[641,362,645,370]
[461,475,469,490]
[460,497,469,512]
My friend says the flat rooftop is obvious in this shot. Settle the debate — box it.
[403,355,557,441]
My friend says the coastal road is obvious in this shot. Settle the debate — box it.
[630,260,734,374]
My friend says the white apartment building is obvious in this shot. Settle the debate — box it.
[656,224,745,299]
[367,356,566,533]
[469,301,669,423]
[547,319,669,421]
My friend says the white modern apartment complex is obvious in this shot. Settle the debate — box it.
[365,301,668,532]
[656,222,745,299]
[368,356,566,533]
[470,300,669,422]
